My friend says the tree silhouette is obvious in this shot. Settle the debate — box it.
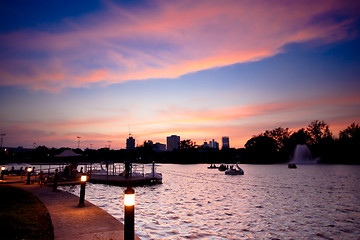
[245,135,279,163]
[289,128,311,145]
[338,123,360,163]
[263,127,291,149]
[339,123,360,144]
[179,139,197,151]
[307,120,333,145]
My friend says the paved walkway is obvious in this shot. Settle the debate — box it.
[4,181,140,240]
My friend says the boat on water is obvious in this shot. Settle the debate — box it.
[288,163,297,169]
[225,162,244,175]
[88,173,161,186]
[144,161,163,183]
[207,164,219,169]
[88,161,162,186]
[218,164,228,171]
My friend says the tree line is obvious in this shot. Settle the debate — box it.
[242,121,359,164]
[1,121,359,164]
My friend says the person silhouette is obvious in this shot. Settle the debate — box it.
[52,169,59,192]
[125,160,132,179]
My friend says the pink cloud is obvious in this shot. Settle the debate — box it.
[129,93,360,146]
[2,121,129,149]
[0,0,359,91]
[2,93,359,148]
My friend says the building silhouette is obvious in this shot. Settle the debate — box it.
[209,139,219,149]
[167,135,180,151]
[154,142,166,152]
[126,135,136,150]
[222,136,230,149]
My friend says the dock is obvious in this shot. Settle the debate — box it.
[1,161,162,187]
[89,174,161,186]
[86,161,162,186]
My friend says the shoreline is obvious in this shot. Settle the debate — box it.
[1,179,141,240]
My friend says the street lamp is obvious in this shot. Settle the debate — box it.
[77,136,81,149]
[1,166,5,180]
[26,167,32,185]
[78,174,87,207]
[0,133,5,148]
[124,186,135,240]
[52,169,59,192]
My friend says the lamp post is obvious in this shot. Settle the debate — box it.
[26,167,32,185]
[0,133,5,148]
[52,169,59,192]
[78,174,87,207]
[77,136,81,149]
[124,186,135,240]
[1,166,5,180]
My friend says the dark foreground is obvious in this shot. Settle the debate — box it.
[0,181,141,240]
[0,185,54,240]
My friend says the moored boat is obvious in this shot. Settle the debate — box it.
[288,163,297,169]
[88,161,162,186]
[225,162,244,175]
[218,164,228,171]
[207,164,218,169]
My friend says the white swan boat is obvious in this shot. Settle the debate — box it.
[225,162,244,175]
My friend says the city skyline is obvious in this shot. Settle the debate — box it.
[1,0,360,149]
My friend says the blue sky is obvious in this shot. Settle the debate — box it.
[1,0,359,149]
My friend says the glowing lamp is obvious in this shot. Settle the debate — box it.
[124,186,135,239]
[124,189,135,206]
[0,166,5,180]
[26,167,32,185]
[80,174,87,182]
[78,174,87,207]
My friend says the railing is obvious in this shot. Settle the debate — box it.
[83,162,145,177]
[2,162,154,181]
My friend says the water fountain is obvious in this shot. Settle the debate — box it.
[290,144,318,164]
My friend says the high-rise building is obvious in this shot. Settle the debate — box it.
[202,141,209,148]
[222,136,230,149]
[126,135,136,150]
[167,135,180,151]
[154,142,166,152]
[209,139,219,149]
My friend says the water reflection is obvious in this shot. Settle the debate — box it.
[60,164,360,239]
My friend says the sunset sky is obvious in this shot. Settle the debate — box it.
[1,0,360,149]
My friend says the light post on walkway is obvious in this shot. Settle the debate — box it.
[0,133,5,148]
[78,174,87,207]
[124,186,135,240]
[52,169,59,192]
[26,167,32,185]
[1,166,5,180]
[77,136,81,149]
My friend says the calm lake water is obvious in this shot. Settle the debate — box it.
[60,164,360,239]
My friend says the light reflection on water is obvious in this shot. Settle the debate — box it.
[60,164,360,239]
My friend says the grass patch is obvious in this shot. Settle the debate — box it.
[0,185,54,240]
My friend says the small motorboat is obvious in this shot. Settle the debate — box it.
[225,162,244,175]
[218,164,228,171]
[207,164,218,169]
[144,162,162,183]
[288,163,297,169]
